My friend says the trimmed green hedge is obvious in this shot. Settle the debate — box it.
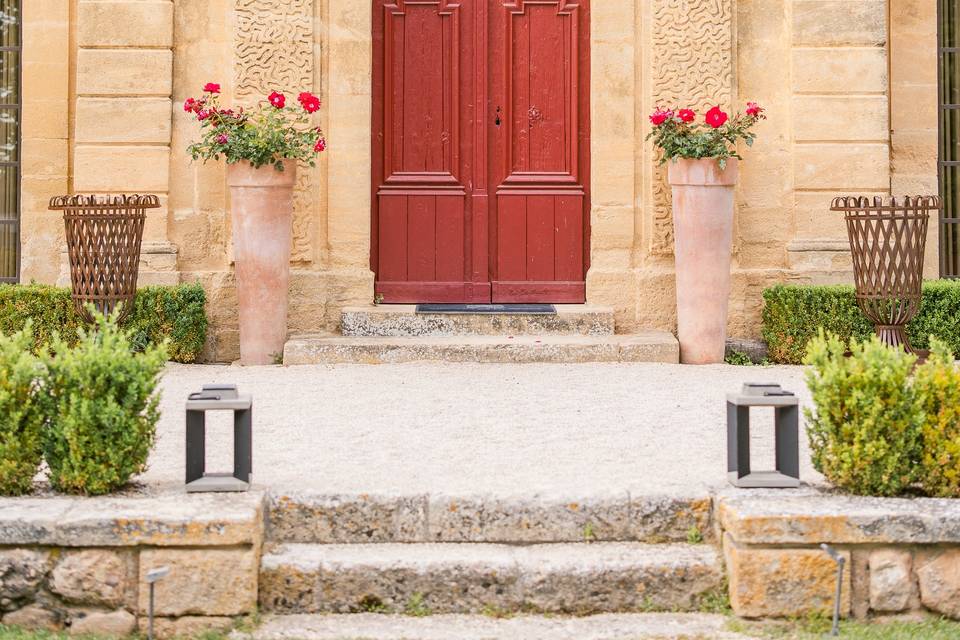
[763,281,960,364]
[0,283,207,363]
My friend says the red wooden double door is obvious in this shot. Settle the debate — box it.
[372,0,591,303]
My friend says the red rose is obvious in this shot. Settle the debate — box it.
[197,109,211,121]
[705,105,728,129]
[678,109,695,123]
[314,137,327,153]
[183,98,197,112]
[649,107,673,126]
[203,83,221,94]
[216,134,229,144]
[298,92,321,114]
[269,91,286,109]
[745,101,763,117]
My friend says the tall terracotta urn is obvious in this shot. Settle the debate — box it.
[227,159,296,366]
[668,158,738,364]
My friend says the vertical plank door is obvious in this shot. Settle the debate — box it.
[489,0,590,303]
[372,0,488,302]
[372,0,590,303]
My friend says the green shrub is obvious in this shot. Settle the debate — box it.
[914,339,960,498]
[0,283,207,363]
[0,327,46,496]
[803,332,924,497]
[763,281,960,364]
[42,313,167,495]
[126,284,208,363]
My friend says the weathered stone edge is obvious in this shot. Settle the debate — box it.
[0,491,266,547]
[266,491,712,544]
[719,495,960,545]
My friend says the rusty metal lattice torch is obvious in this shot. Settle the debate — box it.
[49,194,159,323]
[831,196,940,353]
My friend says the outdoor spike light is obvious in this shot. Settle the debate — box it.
[726,383,800,488]
[145,566,170,640]
[821,543,845,636]
[185,384,253,492]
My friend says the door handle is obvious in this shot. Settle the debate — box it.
[494,106,502,127]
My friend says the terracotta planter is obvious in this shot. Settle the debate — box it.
[668,158,738,364]
[227,159,296,366]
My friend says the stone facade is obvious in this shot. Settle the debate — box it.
[19,1,940,361]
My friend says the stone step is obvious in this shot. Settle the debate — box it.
[266,492,713,545]
[340,305,616,337]
[258,542,723,615]
[283,332,679,365]
[238,613,756,640]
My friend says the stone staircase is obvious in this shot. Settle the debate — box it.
[283,305,679,364]
[257,491,726,629]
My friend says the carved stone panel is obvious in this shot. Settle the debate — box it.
[235,0,316,263]
[650,0,734,254]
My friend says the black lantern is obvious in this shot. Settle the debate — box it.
[185,384,252,492]
[726,383,800,488]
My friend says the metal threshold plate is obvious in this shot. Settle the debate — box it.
[416,304,557,315]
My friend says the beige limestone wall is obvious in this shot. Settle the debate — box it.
[890,0,940,279]
[20,0,70,283]
[18,0,943,360]
[67,0,180,286]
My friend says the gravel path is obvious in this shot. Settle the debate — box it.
[143,362,824,497]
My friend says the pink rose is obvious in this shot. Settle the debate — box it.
[745,101,764,117]
[216,134,229,144]
[203,83,221,94]
[314,137,327,153]
[677,109,695,123]
[197,109,211,121]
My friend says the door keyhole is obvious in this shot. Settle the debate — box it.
[495,106,502,127]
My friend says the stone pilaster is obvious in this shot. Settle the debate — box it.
[69,0,179,286]
[786,0,889,277]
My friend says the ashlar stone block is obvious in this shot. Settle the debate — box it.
[917,549,960,619]
[724,534,850,618]
[868,549,916,613]
[50,549,136,609]
[138,547,257,617]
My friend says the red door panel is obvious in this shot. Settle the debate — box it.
[372,0,487,303]
[372,0,589,304]
[489,0,590,303]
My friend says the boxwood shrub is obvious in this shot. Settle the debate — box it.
[763,281,960,364]
[805,333,960,497]
[42,314,166,495]
[0,327,46,496]
[0,282,207,363]
[804,332,924,496]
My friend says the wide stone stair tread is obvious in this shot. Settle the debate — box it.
[341,304,616,337]
[259,542,723,615]
[235,613,757,640]
[266,491,713,545]
[283,332,679,365]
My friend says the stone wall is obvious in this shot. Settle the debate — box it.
[0,492,263,638]
[17,1,941,361]
[720,493,960,620]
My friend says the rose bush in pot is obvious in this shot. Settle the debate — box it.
[647,102,766,364]
[186,83,326,365]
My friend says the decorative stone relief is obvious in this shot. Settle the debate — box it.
[650,0,734,254]
[235,0,316,263]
